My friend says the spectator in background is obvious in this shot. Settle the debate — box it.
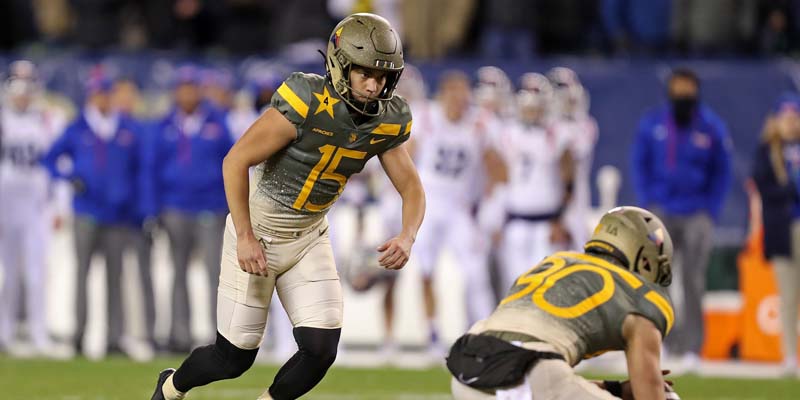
[140,0,222,50]
[217,0,277,54]
[226,72,282,142]
[70,0,126,49]
[0,0,38,49]
[752,94,800,376]
[757,0,796,55]
[480,0,537,60]
[536,0,600,54]
[201,68,234,112]
[602,0,671,55]
[42,75,143,359]
[142,66,233,353]
[110,77,157,358]
[402,0,476,59]
[672,0,757,55]
[630,68,732,372]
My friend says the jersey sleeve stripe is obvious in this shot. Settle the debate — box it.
[644,291,674,334]
[371,123,402,136]
[403,120,413,135]
[277,83,309,118]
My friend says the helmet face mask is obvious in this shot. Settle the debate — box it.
[517,72,553,125]
[584,206,673,287]
[326,13,404,117]
[475,66,512,113]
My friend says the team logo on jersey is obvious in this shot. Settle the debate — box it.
[312,127,334,137]
[349,132,357,143]
[313,87,340,118]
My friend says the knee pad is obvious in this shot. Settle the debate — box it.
[215,332,260,379]
[294,327,340,366]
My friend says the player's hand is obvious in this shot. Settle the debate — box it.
[616,370,675,400]
[377,234,413,270]
[237,231,269,276]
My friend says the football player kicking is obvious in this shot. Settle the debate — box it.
[151,13,425,400]
[448,207,680,400]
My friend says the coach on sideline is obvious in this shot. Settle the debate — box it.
[630,67,732,372]
[42,75,142,358]
[141,66,233,353]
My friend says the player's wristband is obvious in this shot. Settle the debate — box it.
[603,380,623,397]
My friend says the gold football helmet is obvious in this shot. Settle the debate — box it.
[585,206,673,286]
[325,13,404,116]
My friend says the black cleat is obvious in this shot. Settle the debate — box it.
[150,368,176,400]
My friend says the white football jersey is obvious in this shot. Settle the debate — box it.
[501,121,570,215]
[550,115,598,249]
[551,115,598,211]
[0,105,63,205]
[413,102,495,209]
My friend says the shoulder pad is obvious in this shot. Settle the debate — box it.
[271,72,325,127]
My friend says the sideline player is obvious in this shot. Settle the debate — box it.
[496,73,575,291]
[151,13,425,400]
[548,67,598,250]
[412,71,498,353]
[0,60,64,355]
[448,206,679,400]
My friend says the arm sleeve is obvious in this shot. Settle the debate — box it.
[630,116,652,206]
[706,121,733,220]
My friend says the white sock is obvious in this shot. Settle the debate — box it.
[162,374,186,400]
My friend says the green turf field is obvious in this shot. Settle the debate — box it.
[1,356,799,400]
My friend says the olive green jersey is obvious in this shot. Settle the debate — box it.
[477,251,674,366]
[256,72,412,214]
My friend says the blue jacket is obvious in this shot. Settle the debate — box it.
[42,110,141,224]
[630,103,732,220]
[142,106,233,216]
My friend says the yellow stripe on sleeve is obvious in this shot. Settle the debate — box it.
[277,82,309,118]
[403,120,413,135]
[644,291,675,334]
[371,123,402,136]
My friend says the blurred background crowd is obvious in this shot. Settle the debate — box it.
[1,0,800,380]
[2,0,800,58]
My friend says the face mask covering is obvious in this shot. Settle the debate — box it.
[670,96,698,127]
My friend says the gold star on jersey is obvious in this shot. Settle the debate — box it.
[313,87,340,118]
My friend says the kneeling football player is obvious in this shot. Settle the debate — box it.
[448,206,680,400]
